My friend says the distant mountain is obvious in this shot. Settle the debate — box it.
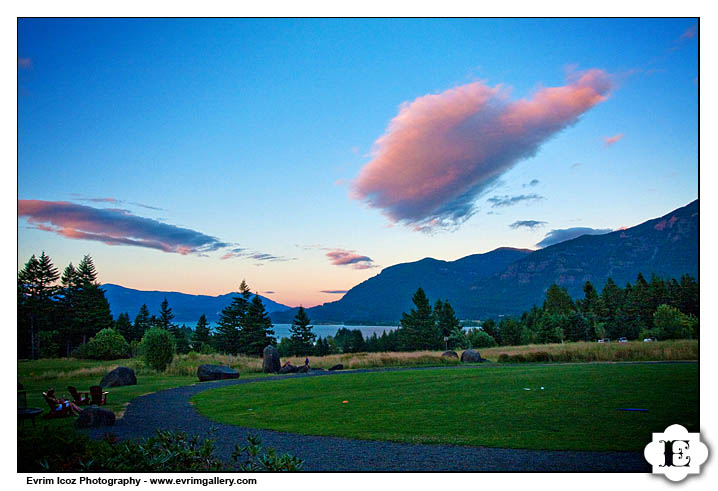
[270,247,533,324]
[271,200,698,324]
[459,199,699,318]
[102,284,291,324]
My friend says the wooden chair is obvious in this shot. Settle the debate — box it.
[42,392,71,419]
[89,386,108,406]
[67,386,90,406]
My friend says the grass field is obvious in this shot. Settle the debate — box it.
[192,362,699,452]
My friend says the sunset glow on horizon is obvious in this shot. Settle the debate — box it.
[18,19,698,309]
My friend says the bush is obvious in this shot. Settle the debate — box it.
[73,328,129,360]
[497,353,510,363]
[200,343,216,354]
[466,329,497,348]
[141,328,175,371]
[18,427,303,472]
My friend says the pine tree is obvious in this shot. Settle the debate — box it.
[158,298,175,330]
[192,314,211,352]
[242,294,276,356]
[73,255,112,344]
[288,306,316,356]
[214,283,252,355]
[133,304,152,341]
[480,318,498,343]
[397,287,440,351]
[543,284,574,315]
[579,280,601,315]
[435,299,463,350]
[18,252,60,359]
[115,312,133,342]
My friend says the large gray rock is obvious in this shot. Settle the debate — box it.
[461,349,483,363]
[328,364,344,371]
[297,365,310,373]
[441,350,459,359]
[100,366,137,388]
[75,406,115,428]
[262,345,281,373]
[197,364,239,382]
[278,364,298,374]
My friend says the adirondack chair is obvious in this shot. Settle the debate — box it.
[89,386,108,406]
[67,386,90,406]
[42,392,71,419]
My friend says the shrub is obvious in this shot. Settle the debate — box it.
[200,343,216,354]
[497,353,510,363]
[74,328,130,360]
[18,427,303,472]
[466,329,497,348]
[232,434,304,471]
[141,328,175,371]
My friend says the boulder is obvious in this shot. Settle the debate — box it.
[461,349,483,363]
[75,406,115,428]
[278,364,299,374]
[441,350,459,359]
[197,364,239,382]
[262,345,281,373]
[328,364,344,371]
[297,365,310,373]
[100,367,137,388]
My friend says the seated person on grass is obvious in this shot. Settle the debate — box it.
[45,388,83,416]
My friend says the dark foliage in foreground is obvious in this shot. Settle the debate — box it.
[18,426,303,472]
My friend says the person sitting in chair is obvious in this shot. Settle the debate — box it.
[46,388,82,416]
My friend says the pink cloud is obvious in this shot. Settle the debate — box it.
[18,200,228,255]
[603,133,624,146]
[351,69,612,230]
[325,248,376,270]
[680,25,697,40]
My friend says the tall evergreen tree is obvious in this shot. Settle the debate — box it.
[543,284,574,315]
[73,255,112,344]
[480,318,498,343]
[579,280,601,315]
[17,252,60,359]
[435,299,463,350]
[115,312,133,342]
[192,314,211,352]
[158,298,175,330]
[398,287,440,351]
[288,306,316,356]
[133,304,152,341]
[242,294,276,356]
[214,281,252,355]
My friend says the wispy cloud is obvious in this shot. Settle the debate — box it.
[509,220,547,230]
[679,25,697,40]
[603,133,624,147]
[320,289,349,294]
[325,248,376,270]
[18,57,32,69]
[263,291,276,294]
[220,247,294,263]
[570,162,583,169]
[527,179,540,187]
[74,196,163,211]
[536,226,612,248]
[351,69,612,231]
[487,194,545,208]
[18,200,228,255]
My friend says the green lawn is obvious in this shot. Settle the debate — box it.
[18,358,196,432]
[192,363,699,452]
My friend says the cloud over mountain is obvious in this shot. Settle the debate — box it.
[352,69,612,230]
[536,226,612,248]
[509,220,547,230]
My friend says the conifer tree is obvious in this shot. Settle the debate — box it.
[133,304,152,341]
[214,281,252,355]
[288,306,316,356]
[18,252,60,359]
[192,314,211,352]
[435,299,463,350]
[398,287,440,351]
[115,312,133,342]
[242,294,276,356]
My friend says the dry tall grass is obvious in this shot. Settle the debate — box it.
[26,339,697,382]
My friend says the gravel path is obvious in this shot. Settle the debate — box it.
[86,366,653,472]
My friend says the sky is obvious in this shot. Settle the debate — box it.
[17,18,699,308]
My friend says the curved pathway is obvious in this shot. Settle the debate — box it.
[87,366,654,472]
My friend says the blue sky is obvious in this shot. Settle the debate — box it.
[18,18,698,307]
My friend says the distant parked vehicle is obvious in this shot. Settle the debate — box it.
[598,338,610,343]
[618,337,628,343]
[643,337,658,342]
